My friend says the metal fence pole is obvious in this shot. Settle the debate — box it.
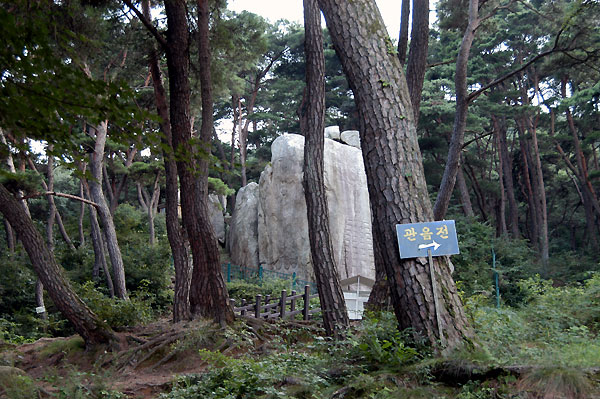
[227,263,231,283]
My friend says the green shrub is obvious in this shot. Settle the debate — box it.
[468,275,600,366]
[349,311,423,371]
[161,350,331,399]
[77,281,154,329]
[452,216,536,305]
[0,374,39,399]
[227,278,293,304]
[0,253,36,318]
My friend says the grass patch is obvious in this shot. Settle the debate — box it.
[518,367,595,399]
[40,336,85,358]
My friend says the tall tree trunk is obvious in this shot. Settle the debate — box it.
[79,181,86,247]
[38,149,59,321]
[238,54,282,187]
[0,184,118,348]
[3,219,15,252]
[35,279,47,321]
[517,126,539,249]
[188,0,234,323]
[433,0,479,220]
[405,0,429,123]
[81,171,114,297]
[496,115,519,237]
[26,157,76,250]
[137,173,161,245]
[230,95,239,172]
[318,0,472,351]
[562,78,600,248]
[528,118,549,266]
[456,163,475,217]
[366,239,391,310]
[518,70,548,265]
[493,119,508,236]
[397,0,410,65]
[88,121,128,299]
[1,131,21,253]
[301,0,349,337]
[143,0,192,323]
[163,0,232,324]
[108,148,137,215]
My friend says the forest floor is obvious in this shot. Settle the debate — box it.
[1,315,600,398]
[0,317,233,398]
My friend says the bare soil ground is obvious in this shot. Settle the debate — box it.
[0,317,316,398]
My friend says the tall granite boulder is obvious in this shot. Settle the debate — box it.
[208,194,226,244]
[228,182,260,267]
[249,133,375,282]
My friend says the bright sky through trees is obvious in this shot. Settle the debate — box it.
[227,0,435,40]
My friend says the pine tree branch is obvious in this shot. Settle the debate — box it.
[18,192,100,208]
[122,0,168,50]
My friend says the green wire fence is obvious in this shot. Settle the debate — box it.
[221,263,318,295]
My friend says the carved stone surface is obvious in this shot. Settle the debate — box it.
[209,194,226,244]
[340,130,361,149]
[231,133,375,283]
[228,182,260,266]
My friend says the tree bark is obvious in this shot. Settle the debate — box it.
[0,183,118,348]
[78,181,86,247]
[493,119,508,236]
[81,170,115,297]
[397,0,410,65]
[136,174,160,245]
[88,121,128,299]
[238,53,282,187]
[433,0,479,220]
[143,0,192,322]
[405,0,429,123]
[163,0,232,324]
[108,147,136,215]
[496,115,519,237]
[562,77,600,248]
[26,157,76,250]
[318,0,472,351]
[187,0,234,324]
[517,125,539,249]
[519,72,548,265]
[301,0,350,338]
[3,219,15,252]
[456,162,475,217]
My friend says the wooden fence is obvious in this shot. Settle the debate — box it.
[229,285,320,320]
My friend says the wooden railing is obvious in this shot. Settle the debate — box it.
[230,285,320,320]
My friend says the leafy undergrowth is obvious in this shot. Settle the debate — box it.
[1,277,600,398]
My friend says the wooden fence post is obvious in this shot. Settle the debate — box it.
[264,295,271,317]
[290,290,296,315]
[255,294,262,318]
[303,285,310,321]
[280,290,287,319]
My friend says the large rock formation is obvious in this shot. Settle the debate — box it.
[208,194,226,244]
[231,133,375,283]
[228,182,260,266]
